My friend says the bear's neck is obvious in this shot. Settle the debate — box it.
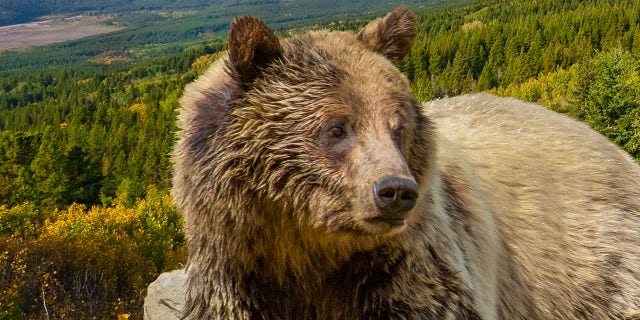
[220,199,398,297]
[232,205,379,279]
[222,196,385,275]
[214,196,481,318]
[229,221,479,319]
[237,232,409,318]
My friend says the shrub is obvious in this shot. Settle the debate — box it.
[0,193,186,319]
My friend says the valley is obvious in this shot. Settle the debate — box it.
[0,15,121,51]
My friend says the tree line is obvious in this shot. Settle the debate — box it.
[1,44,223,210]
[400,0,640,158]
[402,0,640,99]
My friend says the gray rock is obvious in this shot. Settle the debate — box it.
[144,269,187,320]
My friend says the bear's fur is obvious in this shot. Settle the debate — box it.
[172,6,640,319]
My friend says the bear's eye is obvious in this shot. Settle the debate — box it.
[328,126,344,138]
[320,119,351,147]
[392,126,405,146]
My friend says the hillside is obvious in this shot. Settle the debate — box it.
[0,0,432,69]
[400,0,640,158]
[0,0,243,26]
[1,0,639,318]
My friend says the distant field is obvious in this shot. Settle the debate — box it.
[0,15,121,51]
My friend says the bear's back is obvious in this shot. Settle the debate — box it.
[424,92,640,318]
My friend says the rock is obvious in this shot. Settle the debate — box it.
[143,269,187,320]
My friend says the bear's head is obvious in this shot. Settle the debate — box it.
[175,6,433,243]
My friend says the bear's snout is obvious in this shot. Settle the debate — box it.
[372,176,419,223]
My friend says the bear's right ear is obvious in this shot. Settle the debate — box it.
[357,6,416,64]
[228,16,283,87]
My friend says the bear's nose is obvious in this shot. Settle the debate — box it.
[373,176,419,216]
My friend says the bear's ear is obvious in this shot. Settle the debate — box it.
[228,16,283,87]
[357,6,417,64]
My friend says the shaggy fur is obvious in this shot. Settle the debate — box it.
[172,6,640,319]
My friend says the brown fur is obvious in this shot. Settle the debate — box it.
[172,6,640,319]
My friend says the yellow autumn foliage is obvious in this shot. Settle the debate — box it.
[129,102,148,122]
[191,51,225,75]
[0,193,186,319]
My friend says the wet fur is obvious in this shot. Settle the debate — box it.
[172,6,640,319]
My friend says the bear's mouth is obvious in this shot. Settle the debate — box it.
[364,216,406,228]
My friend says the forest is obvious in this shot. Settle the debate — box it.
[399,0,640,158]
[0,0,266,26]
[0,0,428,70]
[1,0,639,318]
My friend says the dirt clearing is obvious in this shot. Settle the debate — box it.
[0,15,121,52]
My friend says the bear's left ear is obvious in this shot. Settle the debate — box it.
[357,6,417,64]
[228,16,283,87]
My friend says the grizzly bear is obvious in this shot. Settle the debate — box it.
[172,6,640,319]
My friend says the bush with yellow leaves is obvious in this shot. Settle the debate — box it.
[0,192,186,319]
